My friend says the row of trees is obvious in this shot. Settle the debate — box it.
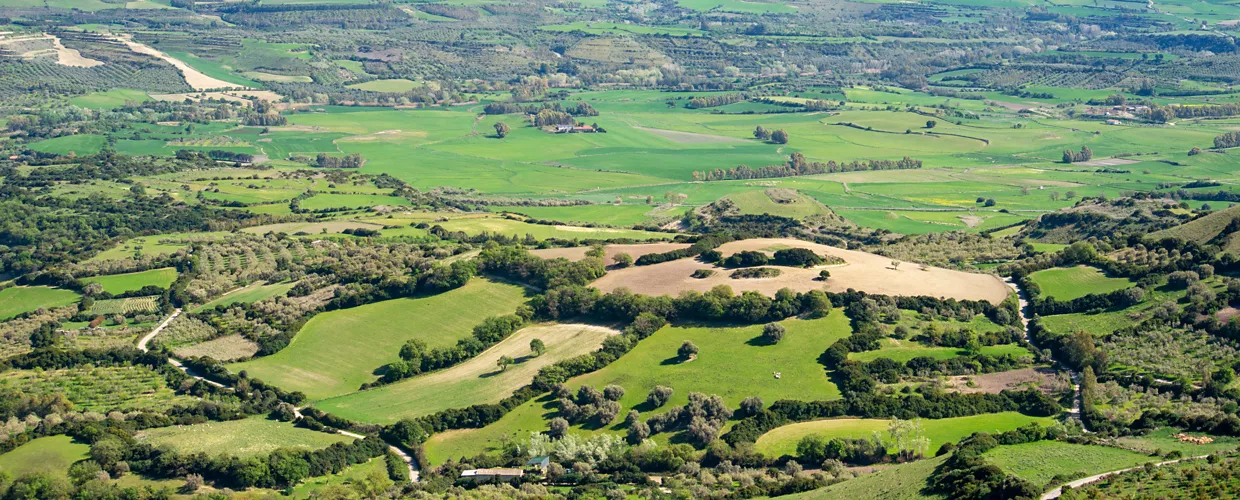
[693,152,922,181]
[1062,145,1094,163]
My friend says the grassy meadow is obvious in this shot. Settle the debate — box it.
[314,324,618,423]
[193,281,296,312]
[229,279,528,401]
[0,286,80,320]
[81,267,179,294]
[0,435,89,479]
[754,413,1057,458]
[1029,266,1134,301]
[781,455,947,499]
[983,441,1151,489]
[135,416,352,457]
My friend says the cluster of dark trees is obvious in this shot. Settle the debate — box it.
[1062,145,1094,163]
[752,126,788,144]
[1150,102,1240,123]
[476,244,606,289]
[693,152,921,181]
[635,235,733,266]
[313,153,365,169]
[483,101,597,117]
[687,94,743,109]
[1215,131,1240,149]
[530,283,832,325]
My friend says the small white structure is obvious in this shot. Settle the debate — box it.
[460,468,524,483]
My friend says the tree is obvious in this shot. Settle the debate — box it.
[753,125,771,140]
[647,386,673,407]
[679,340,699,359]
[984,198,996,207]
[530,338,546,357]
[925,120,937,129]
[739,396,764,416]
[603,384,626,401]
[1065,190,1077,199]
[497,355,515,371]
[806,290,832,318]
[818,270,831,281]
[549,417,569,439]
[613,253,633,268]
[494,121,510,138]
[762,322,786,343]
[891,260,901,270]
[770,129,789,144]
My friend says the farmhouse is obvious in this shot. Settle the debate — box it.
[460,468,524,483]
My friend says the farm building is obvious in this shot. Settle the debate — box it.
[460,468,523,483]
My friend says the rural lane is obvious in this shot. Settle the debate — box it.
[136,308,224,388]
[1040,455,1208,499]
[1003,278,1086,428]
[292,407,420,483]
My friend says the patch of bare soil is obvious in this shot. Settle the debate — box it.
[958,215,983,228]
[633,126,748,144]
[530,242,691,266]
[590,238,1010,304]
[1074,158,1139,167]
[111,34,251,90]
[944,367,1060,394]
[1216,306,1240,323]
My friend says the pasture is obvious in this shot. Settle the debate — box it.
[753,412,1056,458]
[983,441,1151,489]
[0,286,79,320]
[313,324,619,423]
[1029,266,1134,301]
[0,435,89,479]
[88,232,231,262]
[423,315,852,464]
[432,215,673,241]
[849,339,1033,363]
[136,416,352,457]
[782,454,946,499]
[81,267,179,294]
[590,238,1011,303]
[228,279,528,401]
[174,335,260,361]
[193,281,295,312]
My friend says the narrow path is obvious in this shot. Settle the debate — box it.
[1040,455,1208,499]
[1003,277,1086,428]
[137,308,225,388]
[293,407,420,482]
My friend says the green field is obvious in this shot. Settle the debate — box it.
[782,454,947,499]
[81,267,179,294]
[0,435,89,479]
[289,456,388,498]
[68,89,151,109]
[299,193,412,211]
[314,324,617,423]
[193,281,296,312]
[229,279,528,401]
[423,315,851,464]
[135,416,352,457]
[1029,266,1134,301]
[849,339,1033,363]
[0,286,80,320]
[754,413,1056,458]
[983,441,1152,489]
[88,232,231,262]
[433,215,673,241]
[346,79,424,92]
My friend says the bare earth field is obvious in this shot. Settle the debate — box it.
[529,242,691,266]
[632,126,748,144]
[944,367,1060,394]
[590,238,1010,303]
[111,34,252,90]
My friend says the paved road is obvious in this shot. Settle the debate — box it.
[1041,455,1208,499]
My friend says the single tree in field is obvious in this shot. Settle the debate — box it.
[1065,190,1077,199]
[679,340,699,360]
[530,338,546,357]
[1050,191,1060,201]
[647,386,673,407]
[494,121,510,138]
[925,119,937,129]
[497,355,515,371]
[891,260,901,270]
[819,270,831,281]
[762,322,786,344]
[753,125,770,140]
[770,129,789,144]
[613,253,633,268]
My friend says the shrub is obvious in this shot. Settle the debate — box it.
[648,386,674,407]
[762,322,786,343]
[678,341,699,359]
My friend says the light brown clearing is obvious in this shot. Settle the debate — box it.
[529,242,691,266]
[590,238,1010,304]
[633,126,748,144]
[110,34,252,90]
[944,367,1059,394]
[150,90,281,105]
[1216,306,1240,323]
[1074,158,1139,167]
[174,335,259,362]
[0,33,103,67]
